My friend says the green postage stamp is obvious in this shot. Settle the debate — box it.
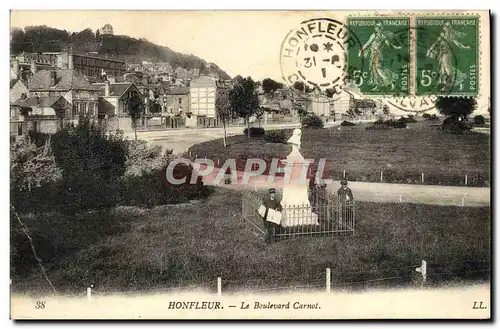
[347,17,410,96]
[415,17,479,96]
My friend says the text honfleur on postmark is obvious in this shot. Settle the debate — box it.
[347,15,479,97]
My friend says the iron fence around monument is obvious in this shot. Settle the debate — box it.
[241,187,355,238]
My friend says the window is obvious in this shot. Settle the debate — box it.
[178,97,182,104]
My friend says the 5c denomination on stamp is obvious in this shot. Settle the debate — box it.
[347,17,410,96]
[416,16,479,96]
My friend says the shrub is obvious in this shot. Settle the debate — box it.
[51,119,128,212]
[403,115,417,123]
[429,114,439,121]
[301,114,324,129]
[394,119,407,128]
[243,127,265,137]
[264,130,287,143]
[473,115,485,125]
[422,113,431,119]
[340,121,356,127]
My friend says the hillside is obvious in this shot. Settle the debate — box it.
[10,25,231,79]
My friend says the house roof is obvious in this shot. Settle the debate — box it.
[12,96,70,109]
[190,76,216,88]
[94,82,137,98]
[165,86,190,95]
[29,69,98,91]
[10,79,20,89]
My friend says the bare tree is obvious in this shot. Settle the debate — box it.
[216,87,232,148]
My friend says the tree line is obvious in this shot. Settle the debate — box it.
[10,25,230,79]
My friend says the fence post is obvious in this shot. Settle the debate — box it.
[343,169,346,178]
[326,268,331,293]
[217,277,222,296]
[421,173,424,184]
[380,171,383,182]
[87,286,92,300]
[461,197,465,207]
[416,260,427,283]
[399,195,402,203]
[465,174,468,186]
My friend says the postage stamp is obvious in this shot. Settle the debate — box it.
[347,17,410,96]
[415,16,479,96]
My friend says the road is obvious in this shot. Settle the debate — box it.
[124,122,339,154]
[199,166,490,207]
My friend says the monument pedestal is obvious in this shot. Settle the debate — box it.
[280,151,319,228]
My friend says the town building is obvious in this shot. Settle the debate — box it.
[10,79,29,103]
[162,87,190,116]
[188,76,218,127]
[100,24,114,36]
[11,51,126,82]
[94,81,143,131]
[28,69,101,122]
[10,95,72,135]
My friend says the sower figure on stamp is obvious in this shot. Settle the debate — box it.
[259,188,283,243]
[337,179,354,228]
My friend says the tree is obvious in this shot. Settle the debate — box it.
[262,78,283,94]
[292,81,312,94]
[435,96,477,119]
[51,118,127,212]
[215,87,232,148]
[95,29,101,40]
[128,94,143,141]
[230,76,260,138]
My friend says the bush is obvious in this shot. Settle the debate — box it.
[263,130,287,143]
[403,115,417,123]
[301,114,324,129]
[473,115,485,125]
[394,119,407,128]
[51,119,128,212]
[340,121,356,127]
[429,114,440,121]
[422,113,431,119]
[243,127,265,137]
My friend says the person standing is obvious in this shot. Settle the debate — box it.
[260,188,283,243]
[337,179,354,228]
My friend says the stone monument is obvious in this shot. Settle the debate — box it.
[280,128,319,227]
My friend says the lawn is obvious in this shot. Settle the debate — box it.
[12,188,490,294]
[188,121,490,187]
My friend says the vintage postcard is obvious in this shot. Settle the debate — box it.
[9,10,491,320]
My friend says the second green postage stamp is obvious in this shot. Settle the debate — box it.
[415,16,479,96]
[347,17,410,96]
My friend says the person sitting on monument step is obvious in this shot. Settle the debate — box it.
[260,188,283,243]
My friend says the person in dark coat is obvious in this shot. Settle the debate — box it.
[337,179,354,228]
[261,188,283,243]
[337,179,354,203]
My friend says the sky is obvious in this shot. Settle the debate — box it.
[10,10,319,82]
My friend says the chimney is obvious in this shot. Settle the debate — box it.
[104,80,110,97]
[30,60,37,75]
[50,71,57,87]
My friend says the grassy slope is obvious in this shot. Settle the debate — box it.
[12,188,490,294]
[188,122,490,186]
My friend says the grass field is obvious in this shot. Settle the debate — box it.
[12,188,490,294]
[188,121,490,187]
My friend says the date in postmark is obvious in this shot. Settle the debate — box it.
[280,18,362,97]
[416,16,479,96]
[347,17,410,96]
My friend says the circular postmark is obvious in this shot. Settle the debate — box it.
[280,18,363,99]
